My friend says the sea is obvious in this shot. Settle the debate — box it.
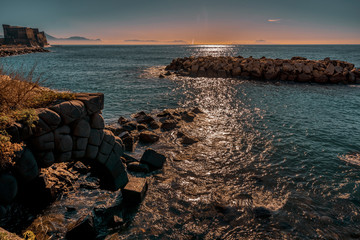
[1,45,360,239]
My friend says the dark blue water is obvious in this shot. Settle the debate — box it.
[1,45,360,239]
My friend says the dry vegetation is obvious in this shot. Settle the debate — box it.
[0,65,75,169]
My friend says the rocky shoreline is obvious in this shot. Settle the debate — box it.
[0,87,203,239]
[165,56,360,84]
[0,45,49,57]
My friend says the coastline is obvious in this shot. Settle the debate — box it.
[0,45,49,58]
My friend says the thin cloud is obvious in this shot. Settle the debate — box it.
[255,39,266,43]
[268,19,281,22]
[167,40,187,43]
[124,39,159,42]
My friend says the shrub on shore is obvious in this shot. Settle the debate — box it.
[0,65,75,169]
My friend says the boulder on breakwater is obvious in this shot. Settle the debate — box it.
[165,56,360,84]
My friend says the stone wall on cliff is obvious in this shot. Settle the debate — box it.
[1,24,48,47]
[0,93,128,208]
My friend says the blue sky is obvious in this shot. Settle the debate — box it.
[1,0,359,44]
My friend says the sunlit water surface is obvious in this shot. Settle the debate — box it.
[1,45,360,239]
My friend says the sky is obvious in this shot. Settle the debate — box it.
[0,0,359,44]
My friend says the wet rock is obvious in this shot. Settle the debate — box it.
[99,149,128,190]
[324,63,335,75]
[140,149,166,169]
[0,174,18,204]
[148,121,160,130]
[122,121,138,132]
[118,116,129,125]
[66,215,97,240]
[297,73,312,82]
[161,119,178,131]
[192,107,203,114]
[329,73,346,83]
[181,135,199,145]
[181,111,196,122]
[134,112,155,124]
[121,134,136,152]
[139,130,159,143]
[122,153,139,164]
[137,123,147,131]
[254,207,272,219]
[122,177,148,204]
[14,148,39,181]
[127,162,150,173]
[164,71,172,76]
[291,56,307,60]
[159,74,165,78]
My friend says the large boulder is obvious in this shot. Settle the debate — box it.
[122,177,148,204]
[96,130,115,164]
[32,131,55,151]
[50,100,86,125]
[324,63,335,75]
[36,108,61,130]
[73,119,91,138]
[161,119,178,131]
[14,148,39,181]
[36,151,55,168]
[54,126,73,153]
[139,131,159,143]
[66,215,97,240]
[90,112,105,129]
[140,149,166,169]
[0,174,18,204]
[75,93,104,115]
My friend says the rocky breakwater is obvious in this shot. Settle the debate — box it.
[165,56,360,84]
[0,46,49,57]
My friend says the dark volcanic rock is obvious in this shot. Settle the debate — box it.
[122,177,148,204]
[161,119,178,131]
[127,162,150,173]
[66,215,97,240]
[140,149,166,169]
[0,174,18,205]
[139,131,159,143]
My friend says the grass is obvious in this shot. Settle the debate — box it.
[0,65,75,170]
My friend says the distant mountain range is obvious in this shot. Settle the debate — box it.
[45,33,101,42]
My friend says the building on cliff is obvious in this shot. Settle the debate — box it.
[0,24,48,47]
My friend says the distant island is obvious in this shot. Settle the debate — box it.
[45,33,101,43]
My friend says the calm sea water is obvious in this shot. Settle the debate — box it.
[1,45,360,239]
